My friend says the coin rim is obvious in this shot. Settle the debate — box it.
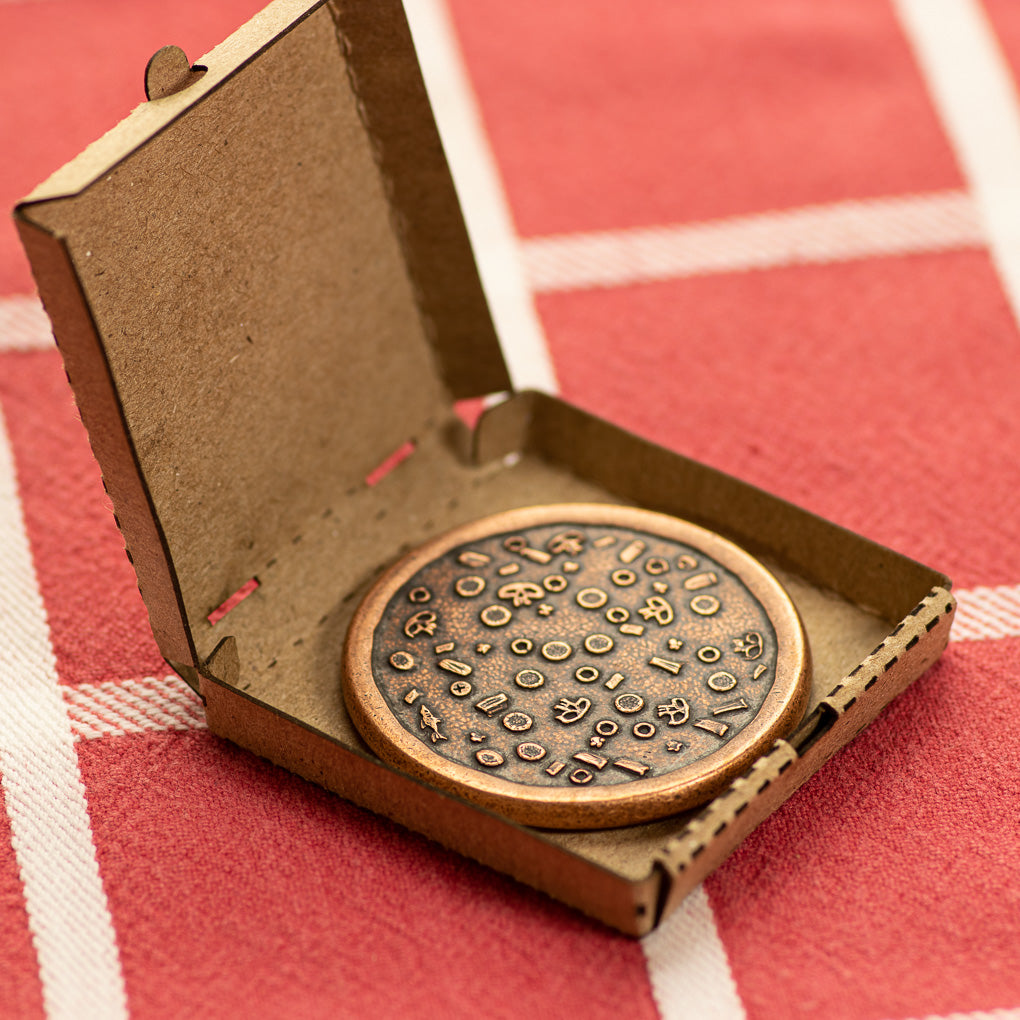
[342,503,810,829]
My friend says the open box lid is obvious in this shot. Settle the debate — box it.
[16,0,510,670]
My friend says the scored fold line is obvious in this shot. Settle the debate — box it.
[403,0,558,394]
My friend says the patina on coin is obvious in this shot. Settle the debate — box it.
[342,504,810,829]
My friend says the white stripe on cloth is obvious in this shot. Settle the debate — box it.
[951,585,1020,641]
[0,406,129,1020]
[642,884,745,1020]
[895,0,1020,330]
[403,0,558,393]
[521,190,982,293]
[0,294,53,352]
[63,675,206,741]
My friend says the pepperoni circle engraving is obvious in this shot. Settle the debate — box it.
[480,605,512,627]
[515,668,546,689]
[516,742,547,762]
[691,594,721,616]
[614,693,645,714]
[541,641,573,662]
[583,634,614,655]
[502,711,534,733]
[455,575,486,598]
[708,671,738,692]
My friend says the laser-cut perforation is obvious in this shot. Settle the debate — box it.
[206,425,433,674]
[208,577,260,626]
[365,440,417,487]
[653,587,956,888]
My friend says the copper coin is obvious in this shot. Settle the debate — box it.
[342,504,810,829]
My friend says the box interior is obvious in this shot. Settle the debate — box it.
[197,390,936,880]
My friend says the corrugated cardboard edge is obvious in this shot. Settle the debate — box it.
[653,587,955,921]
[15,220,195,665]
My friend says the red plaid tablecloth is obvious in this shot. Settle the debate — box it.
[1,1,1018,1017]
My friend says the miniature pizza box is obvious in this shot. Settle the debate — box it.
[15,0,954,935]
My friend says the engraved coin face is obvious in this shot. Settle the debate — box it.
[342,504,811,829]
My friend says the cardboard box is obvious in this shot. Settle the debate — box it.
[15,0,953,935]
